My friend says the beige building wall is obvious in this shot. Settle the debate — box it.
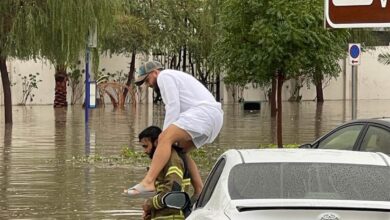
[1,59,56,105]
[0,53,150,105]
[1,46,390,105]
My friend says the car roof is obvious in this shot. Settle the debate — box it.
[348,117,390,126]
[226,149,390,166]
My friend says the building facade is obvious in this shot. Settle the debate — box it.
[1,47,390,106]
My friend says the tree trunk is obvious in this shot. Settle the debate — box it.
[54,65,68,108]
[270,76,277,117]
[277,71,285,148]
[123,52,136,101]
[170,55,176,69]
[176,49,182,70]
[315,77,324,102]
[315,102,323,139]
[0,56,12,124]
[216,73,220,102]
[182,45,187,72]
[189,52,195,76]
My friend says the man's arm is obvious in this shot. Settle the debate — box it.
[142,200,152,220]
[157,72,180,130]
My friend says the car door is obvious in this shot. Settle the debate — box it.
[315,123,366,150]
[188,157,227,219]
[358,124,390,154]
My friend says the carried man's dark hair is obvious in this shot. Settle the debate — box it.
[138,126,189,178]
[139,126,161,143]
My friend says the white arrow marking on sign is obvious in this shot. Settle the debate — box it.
[381,0,388,7]
[333,0,387,8]
[333,0,373,6]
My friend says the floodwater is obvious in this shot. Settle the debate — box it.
[1,100,390,219]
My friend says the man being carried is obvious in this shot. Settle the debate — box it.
[131,61,223,198]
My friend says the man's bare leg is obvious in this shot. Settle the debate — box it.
[181,141,203,196]
[139,125,193,192]
[186,154,203,196]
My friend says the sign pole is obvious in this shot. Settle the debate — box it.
[85,47,90,124]
[348,43,360,120]
[351,65,358,119]
[85,23,97,155]
[85,46,91,155]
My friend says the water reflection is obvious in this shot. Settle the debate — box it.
[1,125,12,216]
[0,100,390,219]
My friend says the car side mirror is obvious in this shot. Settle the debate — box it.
[162,191,191,210]
[299,143,312,148]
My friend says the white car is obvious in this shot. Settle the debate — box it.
[165,149,390,220]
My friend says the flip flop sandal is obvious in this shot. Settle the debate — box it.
[126,183,155,196]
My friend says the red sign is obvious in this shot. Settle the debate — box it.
[326,0,390,28]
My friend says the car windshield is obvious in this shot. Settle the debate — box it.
[228,163,390,201]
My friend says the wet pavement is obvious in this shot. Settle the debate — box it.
[1,100,390,219]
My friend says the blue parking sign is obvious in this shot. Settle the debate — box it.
[349,43,361,65]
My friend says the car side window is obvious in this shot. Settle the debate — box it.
[318,125,364,150]
[360,126,390,154]
[195,158,226,208]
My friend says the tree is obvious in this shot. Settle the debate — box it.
[217,0,349,147]
[0,0,124,124]
[38,0,124,108]
[300,26,349,102]
[0,0,43,124]
[150,0,193,69]
[376,31,390,65]
[378,53,390,65]
[100,0,152,105]
[149,0,223,97]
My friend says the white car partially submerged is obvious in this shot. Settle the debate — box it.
[164,149,390,220]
